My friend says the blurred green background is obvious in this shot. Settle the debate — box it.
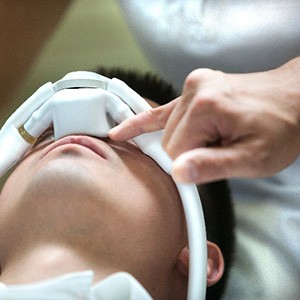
[6,0,153,119]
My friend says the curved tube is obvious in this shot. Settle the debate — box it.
[177,184,207,300]
[1,83,54,132]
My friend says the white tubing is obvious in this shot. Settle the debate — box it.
[1,83,54,132]
[133,130,207,300]
[0,126,31,176]
[133,131,173,174]
[176,184,207,300]
[23,100,52,138]
[0,83,54,177]
[108,78,152,114]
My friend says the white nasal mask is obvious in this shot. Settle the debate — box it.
[0,71,207,300]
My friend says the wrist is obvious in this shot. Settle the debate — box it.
[277,57,300,153]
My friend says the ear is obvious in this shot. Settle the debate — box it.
[176,241,224,287]
[206,241,224,287]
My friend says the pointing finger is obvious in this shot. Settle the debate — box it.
[109,99,178,141]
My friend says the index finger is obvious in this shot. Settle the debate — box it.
[109,99,178,141]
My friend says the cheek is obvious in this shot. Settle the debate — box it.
[109,154,185,251]
[107,162,187,294]
[0,157,33,204]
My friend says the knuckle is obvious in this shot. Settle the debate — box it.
[243,141,272,176]
[148,108,166,129]
[255,149,273,175]
[184,68,215,89]
[183,69,231,114]
[190,88,229,111]
[140,110,157,131]
[191,91,221,114]
[125,111,152,135]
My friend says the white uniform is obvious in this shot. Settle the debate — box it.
[119,0,300,90]
[118,1,300,299]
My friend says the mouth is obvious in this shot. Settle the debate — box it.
[42,135,109,159]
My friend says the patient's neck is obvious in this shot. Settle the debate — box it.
[0,243,117,285]
[0,191,126,285]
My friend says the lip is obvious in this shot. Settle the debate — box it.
[42,135,109,159]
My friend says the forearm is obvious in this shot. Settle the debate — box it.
[0,0,71,110]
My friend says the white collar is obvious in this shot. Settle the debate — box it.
[0,271,153,299]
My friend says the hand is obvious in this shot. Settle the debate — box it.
[109,58,300,183]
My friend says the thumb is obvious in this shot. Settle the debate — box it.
[171,147,249,184]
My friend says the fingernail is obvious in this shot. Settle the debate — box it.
[172,158,198,183]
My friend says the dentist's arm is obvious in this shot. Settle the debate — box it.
[0,0,71,110]
[109,57,300,183]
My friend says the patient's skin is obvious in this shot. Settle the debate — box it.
[0,135,188,299]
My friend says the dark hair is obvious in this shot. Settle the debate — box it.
[95,67,236,299]
[96,67,178,105]
[198,182,235,299]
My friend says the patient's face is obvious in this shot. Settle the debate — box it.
[0,132,187,299]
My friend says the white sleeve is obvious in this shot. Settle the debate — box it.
[117,0,300,90]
